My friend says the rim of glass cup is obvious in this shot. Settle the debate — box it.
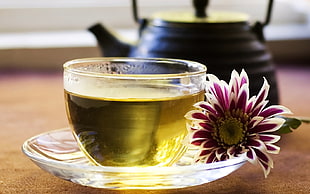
[63,57,207,79]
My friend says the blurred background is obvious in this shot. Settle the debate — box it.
[0,0,309,71]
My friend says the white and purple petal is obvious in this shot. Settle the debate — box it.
[193,101,217,114]
[246,147,258,164]
[248,116,265,129]
[198,122,214,132]
[249,117,285,133]
[206,151,217,163]
[259,105,292,118]
[247,138,264,148]
[192,130,212,139]
[265,144,280,154]
[185,110,208,121]
[251,78,269,113]
[258,134,281,144]
[202,139,218,149]
[253,148,274,177]
[236,84,250,112]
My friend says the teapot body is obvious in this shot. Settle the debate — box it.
[129,21,279,104]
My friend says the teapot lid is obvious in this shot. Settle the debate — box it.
[151,10,249,24]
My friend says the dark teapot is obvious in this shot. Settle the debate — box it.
[89,0,279,104]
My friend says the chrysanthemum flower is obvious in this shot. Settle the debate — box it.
[185,69,291,177]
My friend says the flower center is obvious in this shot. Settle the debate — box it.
[212,109,249,148]
[218,117,244,146]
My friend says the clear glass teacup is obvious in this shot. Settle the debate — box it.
[63,57,206,167]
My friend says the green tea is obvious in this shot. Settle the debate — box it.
[65,88,204,167]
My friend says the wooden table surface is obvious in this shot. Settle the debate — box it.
[0,65,310,194]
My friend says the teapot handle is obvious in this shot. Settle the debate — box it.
[132,0,273,24]
[132,0,139,23]
[262,0,274,27]
[132,0,148,37]
[131,0,210,21]
[252,0,274,42]
[131,0,274,41]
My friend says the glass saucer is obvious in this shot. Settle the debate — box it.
[22,128,246,190]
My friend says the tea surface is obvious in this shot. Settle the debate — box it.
[65,88,204,166]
